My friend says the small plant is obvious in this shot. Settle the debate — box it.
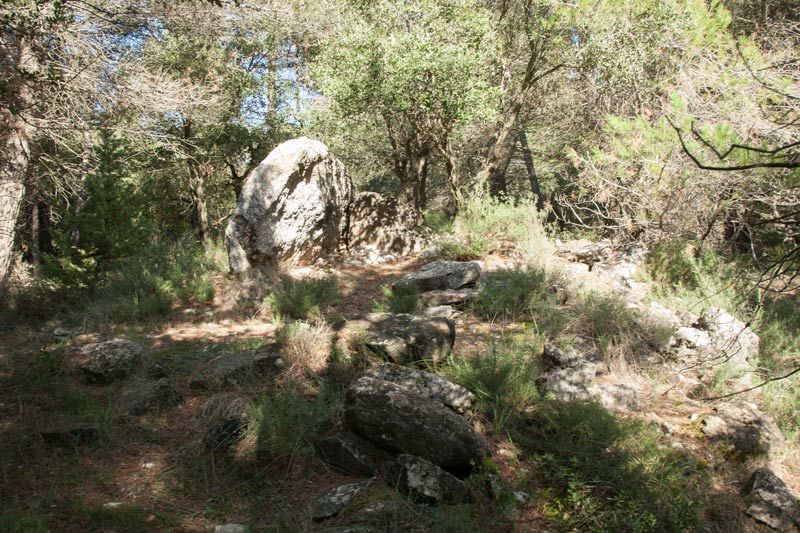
[372,283,419,314]
[522,401,702,532]
[261,276,339,321]
[251,388,339,461]
[441,336,542,434]
[470,267,567,336]
[275,321,333,389]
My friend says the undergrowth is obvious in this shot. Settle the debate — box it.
[261,276,339,321]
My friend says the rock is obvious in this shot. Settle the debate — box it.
[646,302,681,330]
[388,454,469,504]
[214,525,249,533]
[315,432,391,477]
[696,307,759,369]
[116,378,179,415]
[225,137,354,273]
[349,501,402,525]
[674,327,711,349]
[312,478,374,521]
[40,423,102,447]
[343,374,489,476]
[351,313,455,365]
[198,394,252,452]
[363,363,474,414]
[77,338,144,384]
[538,361,596,401]
[744,468,800,531]
[422,305,461,320]
[393,261,481,293]
[347,192,428,258]
[418,288,480,308]
[701,401,784,456]
[541,343,584,371]
[190,346,282,390]
[587,382,638,411]
[53,327,73,338]
[557,239,611,266]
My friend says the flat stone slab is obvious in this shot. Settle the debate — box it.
[40,423,102,447]
[349,313,455,365]
[312,478,374,521]
[190,345,283,390]
[393,261,481,293]
[315,432,391,477]
[363,364,474,414]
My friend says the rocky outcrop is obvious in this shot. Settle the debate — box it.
[701,401,784,456]
[343,370,488,476]
[744,468,800,531]
[226,137,354,273]
[538,361,596,401]
[394,261,481,293]
[190,346,283,390]
[363,364,474,414]
[418,288,480,308]
[388,454,469,504]
[77,338,144,384]
[347,192,429,261]
[349,313,455,365]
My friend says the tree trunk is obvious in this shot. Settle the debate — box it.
[519,128,544,211]
[489,133,514,199]
[474,93,525,193]
[183,120,212,248]
[0,38,37,286]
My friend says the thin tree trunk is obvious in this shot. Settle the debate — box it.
[183,120,211,248]
[474,93,525,192]
[519,128,544,211]
[489,133,514,199]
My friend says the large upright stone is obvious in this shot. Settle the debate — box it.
[226,138,354,273]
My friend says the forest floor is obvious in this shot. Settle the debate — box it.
[0,247,797,532]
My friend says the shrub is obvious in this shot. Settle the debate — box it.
[470,267,567,336]
[372,283,419,314]
[523,401,701,532]
[252,388,339,460]
[275,321,333,389]
[261,277,339,321]
[441,336,542,433]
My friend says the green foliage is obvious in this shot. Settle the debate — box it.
[471,267,566,337]
[524,401,701,532]
[0,507,51,533]
[42,131,152,289]
[252,388,339,460]
[452,196,550,259]
[372,283,419,314]
[441,337,542,433]
[85,237,223,323]
[262,277,339,321]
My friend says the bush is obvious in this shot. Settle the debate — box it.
[252,388,339,460]
[451,195,551,259]
[523,401,702,532]
[372,283,419,314]
[441,336,542,433]
[470,267,566,336]
[261,277,339,321]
